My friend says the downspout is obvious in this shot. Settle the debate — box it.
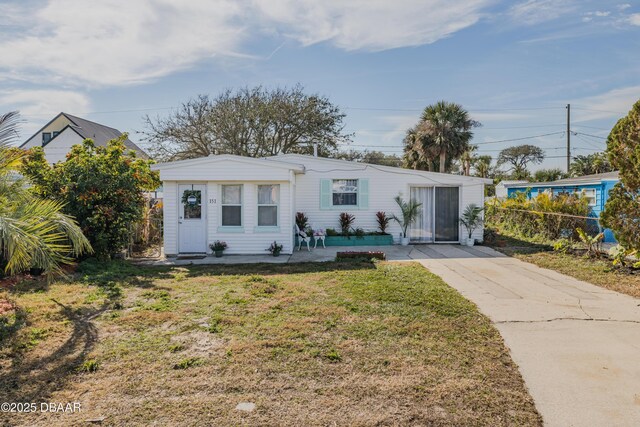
[290,169,296,254]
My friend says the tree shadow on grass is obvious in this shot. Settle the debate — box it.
[485,231,552,257]
[0,298,106,404]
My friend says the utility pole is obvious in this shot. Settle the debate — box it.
[566,103,571,173]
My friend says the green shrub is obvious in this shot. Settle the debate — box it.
[486,191,591,241]
[20,136,160,260]
[553,239,572,254]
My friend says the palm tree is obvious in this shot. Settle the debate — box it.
[460,146,477,176]
[0,111,91,277]
[416,101,480,172]
[569,155,595,177]
[402,126,438,171]
[473,155,492,178]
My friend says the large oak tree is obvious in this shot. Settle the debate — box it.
[142,85,351,161]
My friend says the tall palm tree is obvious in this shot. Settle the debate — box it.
[402,126,439,171]
[416,101,480,172]
[0,111,91,277]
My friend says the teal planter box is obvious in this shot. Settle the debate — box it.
[324,234,393,246]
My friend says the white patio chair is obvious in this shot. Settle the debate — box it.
[311,225,326,249]
[295,224,311,251]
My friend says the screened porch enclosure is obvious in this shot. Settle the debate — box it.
[409,186,460,243]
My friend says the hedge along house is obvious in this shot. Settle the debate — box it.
[503,171,620,243]
[151,154,491,256]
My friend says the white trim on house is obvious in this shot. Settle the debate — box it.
[152,154,490,256]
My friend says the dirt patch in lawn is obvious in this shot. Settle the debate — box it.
[0,260,541,426]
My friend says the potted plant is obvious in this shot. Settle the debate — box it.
[267,241,283,257]
[210,241,228,257]
[391,195,421,246]
[376,211,391,234]
[338,212,355,236]
[295,212,309,231]
[460,204,483,246]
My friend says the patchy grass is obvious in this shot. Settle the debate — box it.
[0,260,541,426]
[512,252,640,298]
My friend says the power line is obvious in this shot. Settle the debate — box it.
[572,106,627,115]
[574,131,607,140]
[475,131,565,145]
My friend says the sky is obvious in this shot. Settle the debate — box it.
[1,0,639,171]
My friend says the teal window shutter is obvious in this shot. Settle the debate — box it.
[358,179,369,209]
[320,179,332,209]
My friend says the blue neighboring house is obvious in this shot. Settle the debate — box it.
[503,171,620,243]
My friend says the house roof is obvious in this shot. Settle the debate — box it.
[20,112,148,158]
[151,154,306,172]
[505,171,619,188]
[268,154,494,184]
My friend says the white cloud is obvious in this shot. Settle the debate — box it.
[617,3,631,11]
[571,85,640,121]
[0,0,246,87]
[0,0,497,87]
[629,13,640,26]
[0,89,91,140]
[509,0,577,25]
[251,0,494,51]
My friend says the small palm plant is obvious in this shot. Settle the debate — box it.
[0,111,92,277]
[460,204,484,245]
[576,228,604,257]
[391,195,421,244]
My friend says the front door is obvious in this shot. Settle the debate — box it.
[178,184,207,253]
[434,187,460,242]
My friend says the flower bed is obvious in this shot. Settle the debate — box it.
[336,251,386,261]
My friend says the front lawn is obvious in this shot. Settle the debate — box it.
[1,261,540,426]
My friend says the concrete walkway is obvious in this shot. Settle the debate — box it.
[409,245,640,427]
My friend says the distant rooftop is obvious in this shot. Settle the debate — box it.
[505,171,619,188]
[21,112,148,158]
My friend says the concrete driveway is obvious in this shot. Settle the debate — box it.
[409,245,640,427]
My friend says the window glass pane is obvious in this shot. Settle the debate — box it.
[182,189,202,219]
[222,185,241,204]
[332,179,358,206]
[332,179,358,193]
[258,206,278,226]
[222,206,241,226]
[42,132,52,144]
[258,185,279,204]
[184,205,201,219]
[333,193,357,206]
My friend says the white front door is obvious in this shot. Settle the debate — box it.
[178,184,207,253]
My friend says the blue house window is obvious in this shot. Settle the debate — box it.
[42,132,52,145]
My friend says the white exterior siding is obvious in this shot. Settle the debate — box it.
[204,182,293,255]
[288,155,486,242]
[154,154,489,256]
[163,181,179,256]
[43,129,84,164]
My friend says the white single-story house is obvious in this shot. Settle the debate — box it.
[20,112,148,163]
[151,154,491,256]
